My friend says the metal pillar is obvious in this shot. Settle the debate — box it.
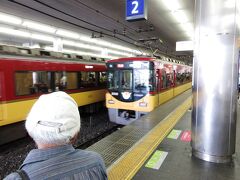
[192,0,239,163]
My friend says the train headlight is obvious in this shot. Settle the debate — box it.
[139,102,147,107]
[108,100,115,104]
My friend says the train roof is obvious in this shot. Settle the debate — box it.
[106,57,156,63]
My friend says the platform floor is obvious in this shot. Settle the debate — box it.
[87,89,240,179]
[133,107,240,180]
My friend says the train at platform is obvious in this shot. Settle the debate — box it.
[106,57,192,125]
[0,45,107,144]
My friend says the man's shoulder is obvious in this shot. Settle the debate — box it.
[3,172,21,180]
[74,149,103,162]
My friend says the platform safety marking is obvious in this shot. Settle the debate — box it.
[145,150,168,169]
[180,130,191,142]
[107,96,192,180]
[167,129,182,139]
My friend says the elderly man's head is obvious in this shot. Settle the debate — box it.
[25,92,80,147]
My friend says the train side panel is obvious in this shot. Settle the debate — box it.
[173,82,192,96]
[158,89,174,105]
[0,89,107,127]
[0,71,3,121]
[70,89,106,106]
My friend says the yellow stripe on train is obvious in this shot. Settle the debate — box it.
[0,89,106,126]
[106,82,192,112]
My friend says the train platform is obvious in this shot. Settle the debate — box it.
[87,89,240,179]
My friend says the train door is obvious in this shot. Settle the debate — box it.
[0,71,3,121]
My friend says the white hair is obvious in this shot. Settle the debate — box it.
[25,91,81,145]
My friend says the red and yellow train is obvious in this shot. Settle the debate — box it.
[0,50,107,144]
[106,57,192,125]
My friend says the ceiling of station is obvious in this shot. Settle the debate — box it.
[0,0,194,63]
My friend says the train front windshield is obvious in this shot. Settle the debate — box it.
[107,61,154,102]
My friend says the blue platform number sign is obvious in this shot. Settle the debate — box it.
[126,0,147,21]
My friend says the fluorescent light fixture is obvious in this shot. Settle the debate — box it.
[44,46,54,51]
[224,0,235,8]
[0,12,22,25]
[0,12,144,58]
[64,48,119,59]
[85,65,93,69]
[80,36,139,53]
[63,39,103,51]
[161,0,181,11]
[22,20,56,33]
[32,34,55,42]
[172,10,189,23]
[56,29,80,39]
[180,22,194,32]
[176,41,193,51]
[0,27,30,37]
[107,49,133,56]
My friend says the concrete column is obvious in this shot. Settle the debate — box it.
[192,0,239,163]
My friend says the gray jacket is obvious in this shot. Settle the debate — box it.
[4,145,108,180]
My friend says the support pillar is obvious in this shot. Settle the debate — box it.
[192,0,239,163]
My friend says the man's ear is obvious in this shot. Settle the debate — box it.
[70,132,79,145]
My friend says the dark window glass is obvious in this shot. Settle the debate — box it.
[55,72,78,90]
[99,72,107,86]
[80,72,97,87]
[108,71,118,90]
[40,51,50,56]
[15,71,51,96]
[120,70,132,90]
[134,69,149,93]
[76,55,83,59]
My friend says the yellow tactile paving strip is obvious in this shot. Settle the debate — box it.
[107,96,192,180]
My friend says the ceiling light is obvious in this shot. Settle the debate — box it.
[172,10,189,23]
[0,27,30,37]
[31,34,55,42]
[224,0,235,8]
[44,46,54,51]
[107,49,133,56]
[22,20,56,33]
[56,29,80,39]
[63,48,118,59]
[63,39,103,51]
[180,23,194,32]
[161,0,181,11]
[0,12,22,25]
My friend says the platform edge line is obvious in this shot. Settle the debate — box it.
[107,96,192,180]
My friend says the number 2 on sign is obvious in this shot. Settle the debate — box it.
[132,1,139,14]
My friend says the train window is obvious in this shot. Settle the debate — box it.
[15,71,53,96]
[99,72,107,86]
[149,69,155,91]
[15,72,33,96]
[121,70,132,90]
[66,72,78,89]
[108,71,118,90]
[161,70,167,89]
[91,57,97,61]
[55,72,67,91]
[80,72,97,87]
[134,69,149,93]
[40,51,50,56]
[176,72,186,85]
[76,55,83,59]
[19,48,31,55]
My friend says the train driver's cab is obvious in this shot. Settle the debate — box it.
[107,61,155,102]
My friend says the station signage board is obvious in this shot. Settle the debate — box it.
[126,0,147,21]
